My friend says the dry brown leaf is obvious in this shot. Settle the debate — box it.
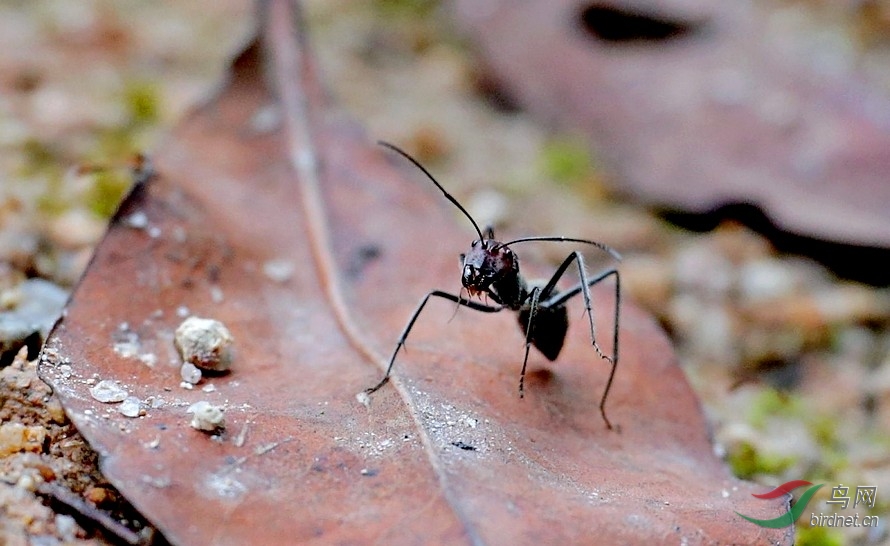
[452,0,890,248]
[40,2,790,544]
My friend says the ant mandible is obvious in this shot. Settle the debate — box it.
[365,142,621,429]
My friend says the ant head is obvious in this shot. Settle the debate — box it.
[460,240,516,296]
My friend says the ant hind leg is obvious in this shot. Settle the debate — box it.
[539,259,621,429]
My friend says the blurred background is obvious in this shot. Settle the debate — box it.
[1,1,889,544]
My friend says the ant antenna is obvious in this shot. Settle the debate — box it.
[378,141,486,242]
[495,236,622,262]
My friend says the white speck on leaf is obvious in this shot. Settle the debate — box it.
[355,391,371,408]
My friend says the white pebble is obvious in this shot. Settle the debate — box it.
[174,316,234,372]
[16,473,36,492]
[355,391,371,408]
[119,396,142,418]
[124,211,149,229]
[180,362,202,384]
[89,380,127,403]
[188,401,225,431]
[263,259,295,283]
[55,514,78,541]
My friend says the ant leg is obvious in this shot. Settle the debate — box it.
[538,252,610,362]
[364,290,504,394]
[519,286,542,398]
[543,268,620,429]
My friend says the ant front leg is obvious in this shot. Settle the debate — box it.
[364,290,504,394]
[542,264,621,429]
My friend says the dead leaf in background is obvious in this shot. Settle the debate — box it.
[40,1,789,544]
[452,0,890,248]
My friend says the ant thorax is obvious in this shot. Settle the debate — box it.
[460,239,527,309]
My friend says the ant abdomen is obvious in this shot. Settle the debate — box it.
[518,286,569,361]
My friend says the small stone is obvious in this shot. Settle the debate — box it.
[123,211,149,229]
[119,396,143,418]
[738,259,798,302]
[84,486,112,506]
[263,258,295,283]
[47,208,105,249]
[55,514,78,541]
[138,352,157,367]
[174,316,234,372]
[16,473,37,492]
[89,380,127,403]
[0,422,47,456]
[180,362,202,384]
[356,391,371,408]
[188,401,225,432]
[35,463,56,482]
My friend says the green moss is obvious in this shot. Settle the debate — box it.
[20,138,66,214]
[794,524,844,546]
[78,80,161,217]
[747,387,803,429]
[373,0,439,17]
[89,80,160,162]
[727,441,796,480]
[20,138,59,176]
[538,137,597,186]
[123,80,160,126]
[809,415,838,448]
[87,169,130,218]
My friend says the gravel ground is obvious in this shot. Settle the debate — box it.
[1,2,888,545]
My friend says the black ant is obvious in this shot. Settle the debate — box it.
[365,142,621,429]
